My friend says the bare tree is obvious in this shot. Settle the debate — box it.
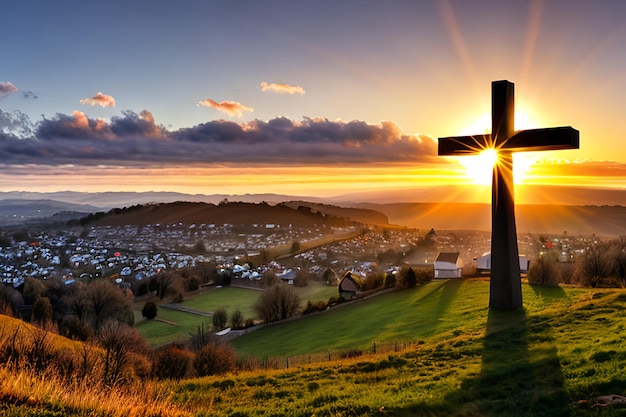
[254,283,301,323]
[154,271,180,300]
[98,319,150,386]
[86,279,133,330]
[22,277,47,304]
[528,252,560,286]
[575,242,612,287]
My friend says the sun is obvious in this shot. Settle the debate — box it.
[457,111,541,184]
[459,149,498,185]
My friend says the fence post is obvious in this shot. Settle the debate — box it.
[373,342,376,354]
[286,356,289,369]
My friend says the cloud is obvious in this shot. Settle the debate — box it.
[79,92,116,107]
[197,99,254,117]
[0,110,438,166]
[0,82,19,96]
[22,91,39,99]
[260,82,306,95]
[0,109,35,138]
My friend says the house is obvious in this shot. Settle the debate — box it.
[277,269,297,285]
[475,252,529,273]
[434,252,463,278]
[338,271,360,299]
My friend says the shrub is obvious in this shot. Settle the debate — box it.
[254,283,301,323]
[141,301,158,320]
[340,348,363,359]
[230,308,244,329]
[152,346,194,380]
[32,296,53,325]
[60,315,93,341]
[212,307,228,330]
[528,254,560,286]
[193,341,237,376]
[302,300,327,315]
[186,276,200,291]
[98,320,150,386]
[188,323,215,352]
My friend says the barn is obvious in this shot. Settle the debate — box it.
[338,271,361,299]
[475,252,529,273]
[434,252,464,278]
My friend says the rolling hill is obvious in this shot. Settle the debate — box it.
[358,202,626,236]
[78,200,388,228]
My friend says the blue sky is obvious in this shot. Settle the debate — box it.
[1,0,625,198]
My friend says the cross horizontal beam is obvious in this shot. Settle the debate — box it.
[438,126,579,156]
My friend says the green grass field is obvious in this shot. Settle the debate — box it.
[5,278,626,416]
[182,286,261,319]
[135,281,339,346]
[134,307,212,346]
[232,279,583,358]
[169,280,626,416]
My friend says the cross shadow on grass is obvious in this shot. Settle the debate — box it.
[416,279,464,337]
[450,296,569,416]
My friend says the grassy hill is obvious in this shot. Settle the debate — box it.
[181,280,626,416]
[77,200,388,228]
[4,280,626,416]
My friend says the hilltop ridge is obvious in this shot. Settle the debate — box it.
[77,200,389,228]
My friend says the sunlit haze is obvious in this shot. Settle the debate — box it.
[1,1,625,204]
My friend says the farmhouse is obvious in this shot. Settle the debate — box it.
[434,252,463,278]
[338,271,360,299]
[475,252,529,273]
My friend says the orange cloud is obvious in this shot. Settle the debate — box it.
[260,82,306,95]
[0,81,19,96]
[71,110,90,129]
[79,92,116,107]
[197,99,253,117]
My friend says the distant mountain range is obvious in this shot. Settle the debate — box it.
[0,188,624,236]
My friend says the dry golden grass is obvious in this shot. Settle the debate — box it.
[0,365,189,417]
[0,314,189,417]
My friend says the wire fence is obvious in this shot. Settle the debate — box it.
[277,340,417,369]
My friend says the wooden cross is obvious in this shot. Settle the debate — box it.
[438,80,579,310]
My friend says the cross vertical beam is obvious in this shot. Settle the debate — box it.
[438,80,579,310]
[490,81,522,310]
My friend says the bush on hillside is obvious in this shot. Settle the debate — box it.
[302,300,327,315]
[528,253,560,286]
[152,346,194,380]
[98,320,150,386]
[363,271,385,291]
[230,308,244,329]
[141,301,158,320]
[193,341,236,376]
[254,283,301,323]
[212,307,228,330]
[32,296,53,325]
[60,315,93,341]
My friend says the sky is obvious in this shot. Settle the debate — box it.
[1,0,625,203]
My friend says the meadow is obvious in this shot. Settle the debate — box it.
[3,279,626,416]
[169,280,626,416]
[135,281,339,346]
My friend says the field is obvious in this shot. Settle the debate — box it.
[134,281,339,346]
[232,279,582,358]
[4,279,626,416]
[171,280,626,416]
